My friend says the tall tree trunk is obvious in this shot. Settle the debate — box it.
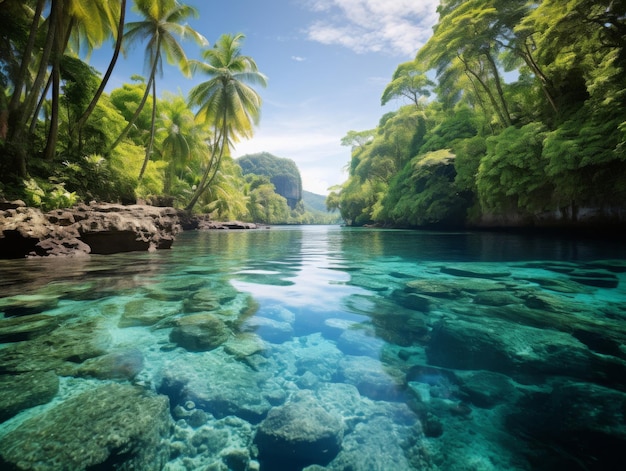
[9,0,57,145]
[74,0,126,135]
[6,0,56,178]
[483,50,512,126]
[138,76,157,180]
[107,59,158,154]
[521,40,558,113]
[44,0,70,161]
[460,55,509,129]
[185,112,228,213]
[8,0,46,114]
[29,74,52,135]
[43,60,61,160]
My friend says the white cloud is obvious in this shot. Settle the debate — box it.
[304,0,439,56]
[291,55,306,62]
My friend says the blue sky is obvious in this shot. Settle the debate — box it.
[92,0,440,194]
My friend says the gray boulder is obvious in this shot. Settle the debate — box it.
[0,383,171,470]
[170,313,230,351]
[0,371,59,422]
[158,355,285,423]
[0,203,180,258]
[255,393,344,469]
[427,317,626,386]
[508,380,626,469]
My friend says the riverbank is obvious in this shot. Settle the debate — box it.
[0,201,180,258]
[0,201,269,259]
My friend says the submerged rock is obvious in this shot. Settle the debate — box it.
[223,333,267,360]
[241,316,294,343]
[336,328,385,358]
[0,371,59,422]
[440,264,512,279]
[337,355,404,401]
[585,259,626,273]
[404,279,462,298]
[0,313,60,343]
[568,268,619,288]
[0,383,171,470]
[472,290,520,306]
[326,416,422,471]
[169,313,230,351]
[426,317,624,385]
[507,380,626,470]
[0,293,60,316]
[255,393,344,469]
[158,355,285,423]
[73,349,144,380]
[456,370,517,408]
[118,298,182,327]
[0,319,111,375]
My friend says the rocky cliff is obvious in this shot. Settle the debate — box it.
[237,152,303,209]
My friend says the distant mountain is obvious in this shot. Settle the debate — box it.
[302,190,329,213]
[237,152,302,209]
[302,190,342,224]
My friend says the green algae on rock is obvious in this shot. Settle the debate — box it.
[0,371,59,423]
[0,383,170,470]
[169,313,230,352]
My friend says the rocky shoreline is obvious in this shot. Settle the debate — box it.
[0,201,262,259]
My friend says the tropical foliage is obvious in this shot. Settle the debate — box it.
[328,0,626,227]
[0,0,310,223]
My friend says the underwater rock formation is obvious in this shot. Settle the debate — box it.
[0,371,59,422]
[0,201,180,258]
[169,313,230,352]
[255,393,344,469]
[507,380,626,470]
[0,383,171,470]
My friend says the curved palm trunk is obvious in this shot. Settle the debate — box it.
[138,76,157,180]
[8,0,46,114]
[44,2,72,161]
[185,111,228,213]
[74,0,126,136]
[9,0,57,146]
[43,58,61,160]
[108,50,159,154]
[107,73,154,154]
[29,74,52,134]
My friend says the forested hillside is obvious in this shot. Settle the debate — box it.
[327,0,626,229]
[238,152,303,209]
[236,153,340,224]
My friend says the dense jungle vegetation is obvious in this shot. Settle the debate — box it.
[327,0,626,228]
[1,1,624,227]
[0,0,331,223]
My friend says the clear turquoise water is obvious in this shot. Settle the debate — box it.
[1,226,625,470]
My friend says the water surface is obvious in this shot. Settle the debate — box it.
[1,226,625,470]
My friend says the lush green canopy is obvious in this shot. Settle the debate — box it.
[328,0,626,228]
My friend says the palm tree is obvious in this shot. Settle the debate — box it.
[185,33,267,213]
[157,93,208,196]
[43,0,125,161]
[108,0,207,182]
[73,0,127,140]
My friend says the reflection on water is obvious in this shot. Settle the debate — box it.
[1,226,625,470]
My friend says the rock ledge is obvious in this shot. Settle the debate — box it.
[0,201,180,258]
